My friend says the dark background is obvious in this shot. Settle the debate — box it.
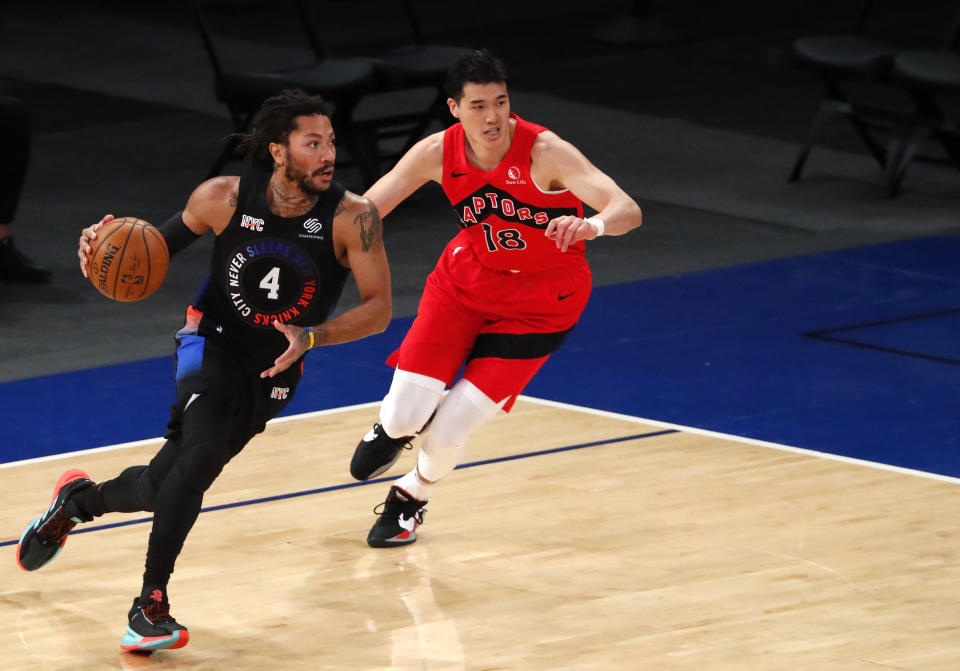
[1,0,958,384]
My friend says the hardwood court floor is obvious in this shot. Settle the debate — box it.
[1,399,958,670]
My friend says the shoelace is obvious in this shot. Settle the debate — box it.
[37,509,78,543]
[373,500,426,524]
[141,600,175,625]
[373,425,413,453]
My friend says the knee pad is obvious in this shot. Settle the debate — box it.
[416,380,501,482]
[379,369,445,438]
[417,434,466,482]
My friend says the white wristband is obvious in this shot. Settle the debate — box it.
[585,217,605,237]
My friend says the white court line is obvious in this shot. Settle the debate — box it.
[3,396,957,488]
[0,401,381,470]
[517,395,960,486]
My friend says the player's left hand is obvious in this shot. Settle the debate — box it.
[544,215,600,252]
[260,321,311,378]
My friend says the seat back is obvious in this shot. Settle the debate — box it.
[814,0,957,47]
[399,0,427,46]
[949,5,960,50]
[863,0,960,47]
[187,0,386,183]
[853,0,876,36]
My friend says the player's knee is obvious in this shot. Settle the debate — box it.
[129,465,157,512]
[379,370,445,438]
[414,380,501,481]
[180,443,234,494]
[181,463,225,494]
[418,407,480,474]
[423,418,470,455]
[418,426,466,481]
[380,400,435,439]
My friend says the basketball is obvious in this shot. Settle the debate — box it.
[88,217,169,301]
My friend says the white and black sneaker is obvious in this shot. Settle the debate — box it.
[350,423,413,480]
[367,485,426,548]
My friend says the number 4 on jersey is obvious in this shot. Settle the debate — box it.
[259,266,281,300]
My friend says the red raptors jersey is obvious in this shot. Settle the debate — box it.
[441,113,585,272]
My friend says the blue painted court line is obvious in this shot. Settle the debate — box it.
[525,235,960,477]
[805,307,960,366]
[0,429,675,548]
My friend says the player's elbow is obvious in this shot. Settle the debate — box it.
[628,201,642,231]
[368,294,392,334]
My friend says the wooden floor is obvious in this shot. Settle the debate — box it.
[2,399,959,670]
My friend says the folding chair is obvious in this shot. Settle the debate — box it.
[883,10,960,195]
[787,0,898,182]
[297,0,471,174]
[189,0,382,185]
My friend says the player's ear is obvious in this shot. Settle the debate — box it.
[268,141,285,168]
[447,98,460,119]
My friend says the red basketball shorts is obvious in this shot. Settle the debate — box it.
[387,234,591,412]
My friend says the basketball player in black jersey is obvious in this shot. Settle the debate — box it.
[16,90,392,653]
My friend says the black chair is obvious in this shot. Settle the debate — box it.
[189,0,383,185]
[788,0,899,182]
[298,0,471,174]
[883,14,960,195]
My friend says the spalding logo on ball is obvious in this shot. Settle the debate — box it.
[88,217,169,301]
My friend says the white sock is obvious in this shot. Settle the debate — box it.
[395,469,432,502]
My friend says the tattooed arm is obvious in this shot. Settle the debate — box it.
[319,193,391,340]
[260,192,392,378]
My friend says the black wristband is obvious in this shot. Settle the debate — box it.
[157,210,201,258]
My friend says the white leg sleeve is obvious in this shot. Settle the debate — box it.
[379,369,447,439]
[415,379,502,483]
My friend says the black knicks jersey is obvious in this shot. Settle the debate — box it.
[192,171,350,369]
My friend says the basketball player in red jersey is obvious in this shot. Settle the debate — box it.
[350,50,642,547]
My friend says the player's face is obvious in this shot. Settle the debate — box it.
[449,82,511,150]
[282,114,336,195]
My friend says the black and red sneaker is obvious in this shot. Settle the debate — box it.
[350,423,413,480]
[16,468,94,571]
[367,485,427,548]
[121,589,190,652]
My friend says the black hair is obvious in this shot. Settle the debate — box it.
[234,89,332,172]
[445,49,509,102]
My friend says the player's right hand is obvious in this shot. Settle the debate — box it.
[78,214,113,278]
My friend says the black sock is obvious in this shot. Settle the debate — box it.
[140,583,168,604]
[70,465,150,518]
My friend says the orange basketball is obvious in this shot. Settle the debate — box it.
[88,217,169,301]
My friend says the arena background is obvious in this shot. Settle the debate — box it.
[1,0,958,475]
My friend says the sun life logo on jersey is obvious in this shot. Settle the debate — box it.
[505,165,525,185]
[270,387,290,400]
[241,214,265,232]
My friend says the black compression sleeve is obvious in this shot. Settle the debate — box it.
[157,210,201,258]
